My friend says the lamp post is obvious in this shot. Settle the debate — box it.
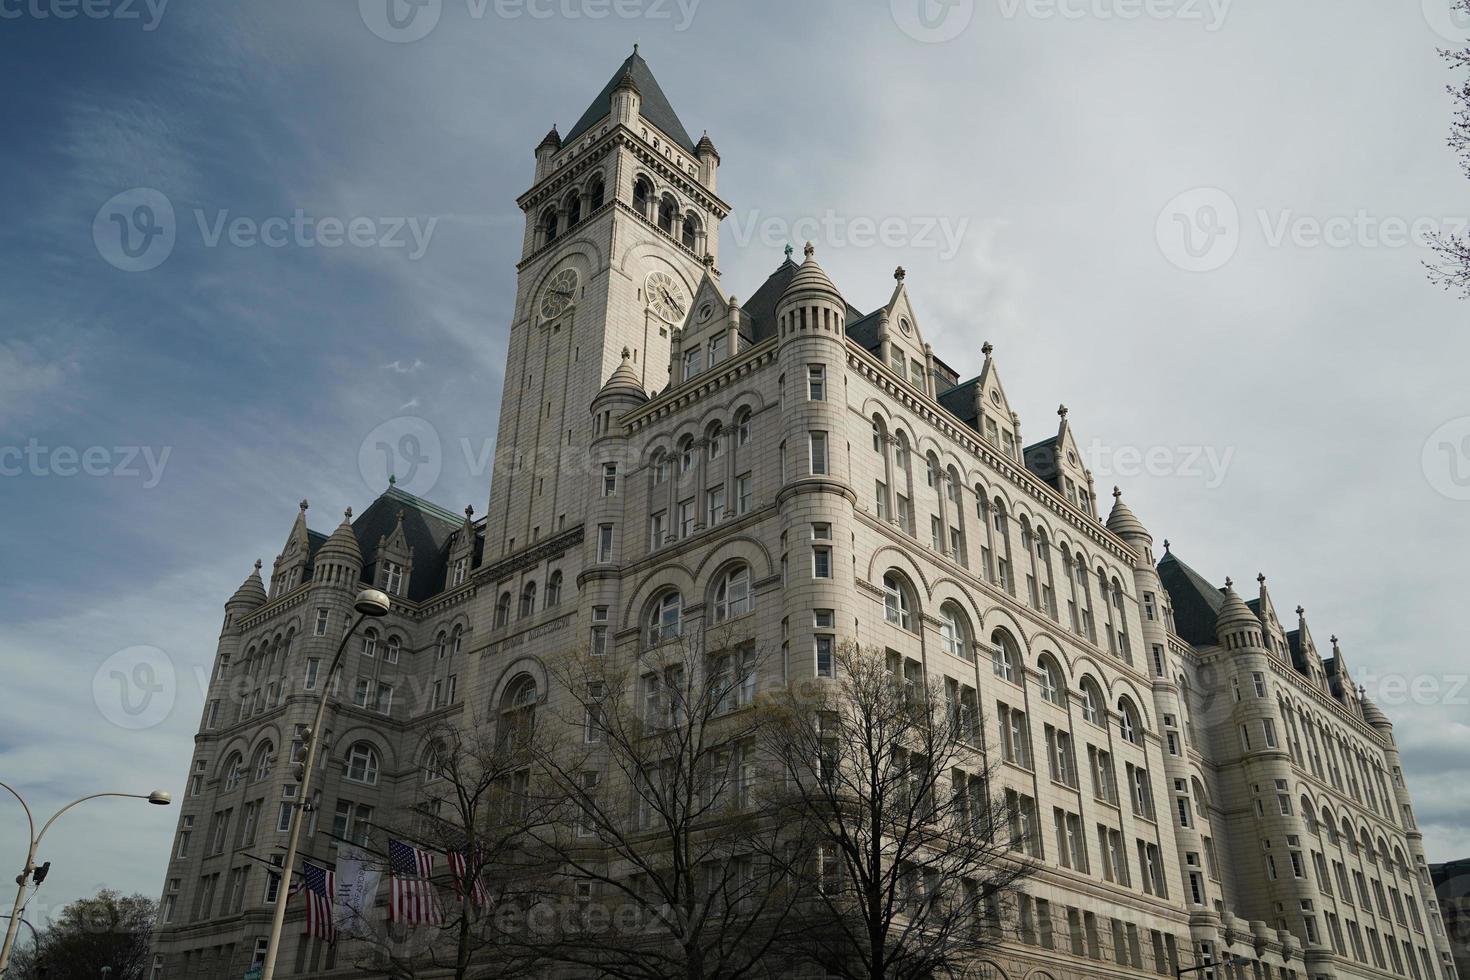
[1177,955,1252,978]
[259,588,390,980]
[0,784,171,976]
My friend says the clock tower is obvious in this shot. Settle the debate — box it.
[485,48,729,563]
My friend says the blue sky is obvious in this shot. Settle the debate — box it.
[2,0,1469,924]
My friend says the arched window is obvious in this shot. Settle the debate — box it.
[679,436,696,474]
[435,631,447,660]
[632,177,652,216]
[736,410,752,446]
[519,581,537,619]
[545,570,563,607]
[1321,806,1337,843]
[658,195,676,233]
[711,565,752,622]
[647,591,682,646]
[495,592,512,627]
[587,174,605,210]
[939,602,972,660]
[345,742,380,785]
[385,635,400,664]
[566,191,582,229]
[1080,678,1104,726]
[499,675,538,750]
[252,742,274,782]
[223,752,244,790]
[422,742,445,783]
[893,431,910,470]
[1193,777,1210,819]
[992,497,1008,536]
[871,415,886,452]
[883,573,913,631]
[706,422,724,461]
[450,624,463,657]
[541,207,558,244]
[990,628,1019,683]
[361,627,377,658]
[1118,698,1142,745]
[926,452,940,488]
[681,213,699,250]
[1038,655,1064,705]
[945,465,961,505]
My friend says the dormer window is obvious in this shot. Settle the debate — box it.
[382,560,404,596]
[451,557,467,586]
[708,332,727,367]
[683,346,701,380]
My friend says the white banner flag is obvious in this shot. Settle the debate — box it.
[335,844,381,938]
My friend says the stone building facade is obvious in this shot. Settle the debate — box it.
[149,50,1461,980]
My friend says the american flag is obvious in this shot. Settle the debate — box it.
[388,839,441,926]
[445,848,492,908]
[292,862,337,943]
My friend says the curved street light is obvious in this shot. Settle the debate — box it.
[258,587,389,980]
[0,782,172,976]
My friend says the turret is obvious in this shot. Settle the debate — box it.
[610,61,641,128]
[695,130,720,193]
[224,559,267,623]
[313,507,363,588]
[534,125,562,182]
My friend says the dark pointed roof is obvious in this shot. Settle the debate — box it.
[564,51,697,154]
[351,487,464,602]
[1157,548,1227,646]
[739,256,800,342]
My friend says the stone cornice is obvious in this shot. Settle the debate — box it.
[478,525,584,584]
[622,338,777,433]
[517,126,730,218]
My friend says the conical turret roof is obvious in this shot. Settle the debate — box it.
[780,242,842,304]
[598,348,647,401]
[317,508,363,564]
[227,560,268,609]
[1105,487,1149,540]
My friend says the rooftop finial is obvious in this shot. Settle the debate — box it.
[633,42,639,55]
[253,558,262,571]
[344,506,353,520]
[1224,576,1234,589]
[1257,572,1266,584]
[784,243,794,260]
[981,341,993,356]
[894,266,906,282]
[1112,485,1121,499]
[465,504,475,518]
[803,241,815,259]
[1331,634,1339,646]
[388,473,397,486]
[1296,605,1305,617]
[1163,539,1171,552]
[1058,404,1069,418]
[621,346,631,360]
[299,499,309,512]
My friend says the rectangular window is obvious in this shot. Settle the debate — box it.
[597,524,614,562]
[649,511,666,549]
[602,462,617,496]
[1252,671,1266,698]
[807,364,826,400]
[683,346,701,379]
[314,608,329,636]
[736,474,752,514]
[897,495,912,533]
[303,658,320,690]
[707,485,726,526]
[708,332,727,367]
[813,546,832,579]
[382,560,403,595]
[815,635,834,677]
[810,432,828,475]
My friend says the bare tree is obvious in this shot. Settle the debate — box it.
[341,716,560,980]
[759,643,1034,980]
[1429,0,1470,296]
[525,628,804,980]
[6,889,155,980]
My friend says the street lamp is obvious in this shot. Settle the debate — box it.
[258,587,390,980]
[0,783,172,976]
[1177,955,1252,978]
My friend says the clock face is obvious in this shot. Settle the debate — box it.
[539,268,579,320]
[645,270,688,324]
